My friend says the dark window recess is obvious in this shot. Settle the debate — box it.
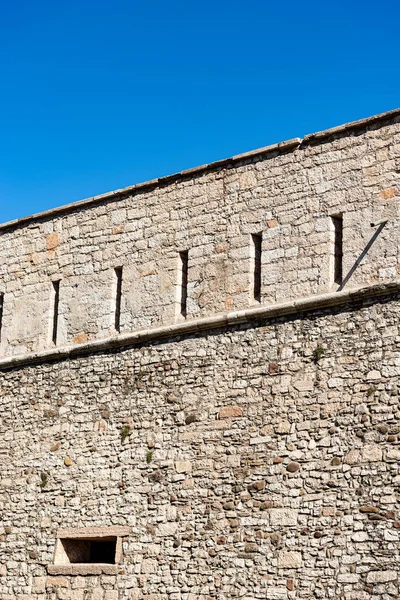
[114,267,123,332]
[0,294,3,342]
[252,233,262,302]
[179,251,188,318]
[332,215,343,285]
[52,281,60,345]
[61,538,117,564]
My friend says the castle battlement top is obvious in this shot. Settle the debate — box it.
[0,107,399,362]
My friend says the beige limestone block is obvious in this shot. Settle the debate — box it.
[141,558,158,573]
[277,551,302,569]
[46,232,59,250]
[366,570,397,583]
[345,445,383,464]
[293,380,314,392]
[46,576,69,587]
[175,460,192,473]
[219,405,243,418]
[270,509,298,526]
[156,522,178,536]
[276,421,291,434]
[32,577,46,593]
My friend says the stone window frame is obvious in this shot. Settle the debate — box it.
[48,526,130,575]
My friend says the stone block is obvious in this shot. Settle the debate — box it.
[366,570,397,583]
[175,460,192,473]
[46,232,59,251]
[32,577,46,593]
[293,380,314,392]
[270,509,298,526]
[141,558,158,573]
[277,551,302,569]
[219,406,243,419]
[344,445,383,464]
[275,421,291,434]
[266,587,287,599]
[46,576,69,587]
[156,522,178,537]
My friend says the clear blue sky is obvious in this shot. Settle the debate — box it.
[1,0,399,223]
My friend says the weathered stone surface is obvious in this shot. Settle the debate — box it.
[270,509,298,526]
[46,577,68,588]
[248,480,266,492]
[0,110,399,598]
[141,559,158,574]
[344,445,383,464]
[359,506,380,514]
[293,380,314,392]
[219,406,243,419]
[386,447,400,461]
[46,232,58,251]
[175,460,192,473]
[277,551,302,569]
[266,587,287,599]
[276,421,291,434]
[286,462,301,473]
[366,570,397,583]
[32,578,46,593]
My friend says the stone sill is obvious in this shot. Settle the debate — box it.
[48,564,119,576]
[1,281,399,370]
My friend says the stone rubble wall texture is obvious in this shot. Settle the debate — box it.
[0,296,400,599]
[0,110,399,599]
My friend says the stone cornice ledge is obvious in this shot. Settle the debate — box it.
[1,281,399,370]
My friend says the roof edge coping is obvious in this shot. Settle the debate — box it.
[1,107,399,232]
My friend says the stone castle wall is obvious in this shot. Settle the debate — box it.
[0,110,400,599]
[0,111,399,357]
[0,292,400,599]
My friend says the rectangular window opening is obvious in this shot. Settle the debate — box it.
[114,267,123,332]
[0,294,3,343]
[178,250,188,318]
[331,215,343,286]
[49,526,129,575]
[251,233,262,303]
[59,537,117,564]
[51,281,60,346]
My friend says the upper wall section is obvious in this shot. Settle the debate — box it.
[0,109,399,357]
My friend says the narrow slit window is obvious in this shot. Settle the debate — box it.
[251,233,262,302]
[0,294,3,343]
[178,251,188,318]
[114,267,123,332]
[51,281,60,345]
[331,215,343,285]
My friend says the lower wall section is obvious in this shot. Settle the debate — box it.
[0,294,399,599]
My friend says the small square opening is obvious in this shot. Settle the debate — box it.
[59,537,117,564]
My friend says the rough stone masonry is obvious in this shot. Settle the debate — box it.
[0,108,399,599]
